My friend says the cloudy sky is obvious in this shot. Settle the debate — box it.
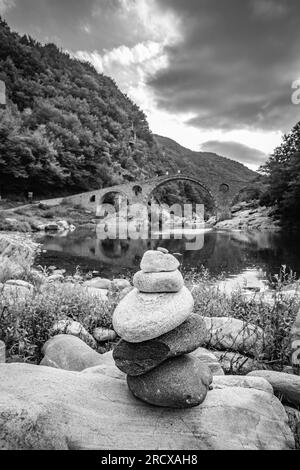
[1,0,300,170]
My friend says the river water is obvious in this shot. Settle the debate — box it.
[35,228,300,292]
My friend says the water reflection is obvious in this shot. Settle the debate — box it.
[36,228,300,285]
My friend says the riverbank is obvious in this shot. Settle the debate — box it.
[214,201,280,231]
[0,201,96,233]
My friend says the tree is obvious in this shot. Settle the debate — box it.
[260,122,300,227]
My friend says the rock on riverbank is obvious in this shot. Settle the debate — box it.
[215,203,280,231]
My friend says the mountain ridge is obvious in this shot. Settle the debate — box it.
[154,134,256,198]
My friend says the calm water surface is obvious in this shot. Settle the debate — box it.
[35,228,300,291]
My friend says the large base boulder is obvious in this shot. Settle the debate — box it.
[212,375,273,394]
[0,363,294,450]
[248,370,300,407]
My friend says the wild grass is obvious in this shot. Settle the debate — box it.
[0,213,32,232]
[1,247,299,370]
[0,281,116,363]
[186,266,300,369]
[0,201,92,233]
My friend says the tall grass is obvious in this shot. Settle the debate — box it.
[0,282,116,363]
[186,266,300,369]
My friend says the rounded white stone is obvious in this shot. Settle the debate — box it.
[133,270,184,293]
[112,286,194,343]
[140,250,179,273]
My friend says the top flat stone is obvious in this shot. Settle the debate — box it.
[140,250,180,273]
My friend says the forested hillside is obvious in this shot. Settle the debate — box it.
[0,17,256,202]
[0,17,170,197]
[154,135,256,202]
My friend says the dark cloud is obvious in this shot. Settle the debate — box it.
[3,0,300,137]
[201,140,268,168]
[150,0,300,132]
[3,0,143,51]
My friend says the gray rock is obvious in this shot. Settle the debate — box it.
[83,278,112,290]
[291,308,300,373]
[113,314,208,376]
[112,279,131,290]
[52,269,66,276]
[213,351,262,375]
[190,347,224,376]
[44,223,59,231]
[2,284,32,299]
[83,363,126,381]
[157,247,169,254]
[140,250,179,273]
[285,406,300,449]
[0,341,5,363]
[113,287,194,343]
[133,270,184,293]
[40,335,104,371]
[93,328,117,343]
[203,316,266,356]
[82,351,125,381]
[212,375,273,394]
[57,220,69,231]
[118,286,134,301]
[127,355,212,409]
[248,370,300,407]
[5,279,34,291]
[51,319,96,348]
[0,363,294,450]
[85,287,108,301]
[47,274,64,283]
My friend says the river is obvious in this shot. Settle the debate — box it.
[35,228,300,292]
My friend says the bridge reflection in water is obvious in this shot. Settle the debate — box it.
[36,228,300,284]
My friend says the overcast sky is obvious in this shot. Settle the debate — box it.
[1,0,300,170]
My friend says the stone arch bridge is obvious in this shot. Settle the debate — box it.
[44,174,237,221]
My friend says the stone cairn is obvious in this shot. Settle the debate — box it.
[112,248,212,408]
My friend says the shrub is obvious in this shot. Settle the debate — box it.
[0,282,116,363]
[188,267,300,370]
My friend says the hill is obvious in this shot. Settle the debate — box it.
[0,17,171,198]
[154,135,257,197]
[0,17,256,204]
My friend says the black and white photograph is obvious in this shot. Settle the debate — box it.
[0,0,300,453]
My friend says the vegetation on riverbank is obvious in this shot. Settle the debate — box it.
[231,121,300,230]
[189,267,299,368]
[1,251,299,370]
[0,200,95,233]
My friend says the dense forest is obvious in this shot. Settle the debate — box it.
[259,122,300,229]
[0,17,256,209]
[0,17,172,198]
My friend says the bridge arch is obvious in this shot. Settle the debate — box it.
[147,175,216,209]
[99,189,129,210]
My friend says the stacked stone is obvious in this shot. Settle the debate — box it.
[112,249,212,408]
